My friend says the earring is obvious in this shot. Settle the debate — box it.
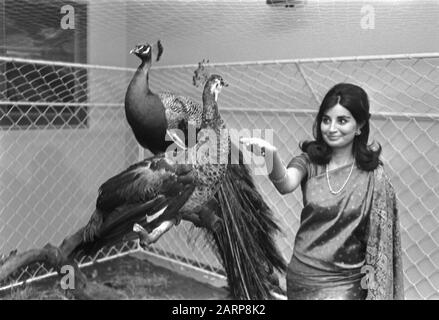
[356,129,361,136]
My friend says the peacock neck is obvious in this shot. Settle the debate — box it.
[139,59,152,71]
[202,92,219,124]
[137,60,152,92]
[202,88,216,105]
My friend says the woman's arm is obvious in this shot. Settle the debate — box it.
[268,150,305,194]
[240,137,305,195]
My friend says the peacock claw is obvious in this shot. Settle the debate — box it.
[174,213,183,226]
[133,223,150,248]
[132,223,144,233]
[133,220,176,247]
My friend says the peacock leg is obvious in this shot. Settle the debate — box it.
[133,220,175,247]
[134,185,195,247]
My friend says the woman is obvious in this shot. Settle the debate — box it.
[241,83,404,300]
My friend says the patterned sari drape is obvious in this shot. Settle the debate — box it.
[365,166,405,300]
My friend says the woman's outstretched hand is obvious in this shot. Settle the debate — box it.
[239,137,277,158]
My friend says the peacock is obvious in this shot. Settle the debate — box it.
[77,74,228,255]
[125,41,204,152]
[121,42,287,299]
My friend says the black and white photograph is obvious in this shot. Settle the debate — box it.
[0,0,438,303]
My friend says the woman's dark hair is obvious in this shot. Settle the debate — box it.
[300,83,381,171]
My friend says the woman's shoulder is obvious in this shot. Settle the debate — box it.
[289,152,310,162]
[287,152,310,168]
[287,152,318,180]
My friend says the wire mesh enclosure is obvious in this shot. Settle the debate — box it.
[1,53,438,299]
[1,0,439,300]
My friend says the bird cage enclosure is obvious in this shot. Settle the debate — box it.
[1,0,439,299]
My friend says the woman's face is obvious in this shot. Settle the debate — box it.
[321,103,360,150]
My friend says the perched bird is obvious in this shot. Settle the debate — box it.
[123,44,286,299]
[133,73,229,244]
[125,41,203,153]
[76,75,229,257]
[124,41,169,154]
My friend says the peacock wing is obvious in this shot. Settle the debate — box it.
[158,93,203,149]
[174,95,203,128]
[95,156,190,214]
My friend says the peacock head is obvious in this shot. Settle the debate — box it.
[205,74,228,102]
[130,40,163,62]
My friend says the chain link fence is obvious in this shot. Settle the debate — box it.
[0,53,438,299]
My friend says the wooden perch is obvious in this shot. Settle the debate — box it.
[0,195,220,299]
[0,228,91,299]
[0,221,142,299]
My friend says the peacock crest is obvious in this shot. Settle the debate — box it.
[193,59,211,88]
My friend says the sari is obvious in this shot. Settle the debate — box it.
[364,165,404,299]
[286,153,404,300]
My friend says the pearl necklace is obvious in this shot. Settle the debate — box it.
[326,161,355,195]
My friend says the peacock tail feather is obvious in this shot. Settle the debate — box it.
[200,149,287,299]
